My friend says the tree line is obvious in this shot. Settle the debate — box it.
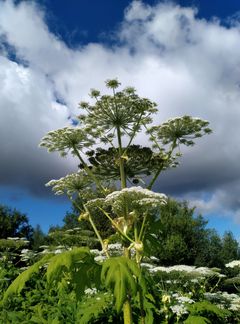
[1,200,239,269]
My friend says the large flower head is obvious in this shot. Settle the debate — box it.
[78,79,158,141]
[46,171,92,197]
[39,127,94,156]
[149,116,212,147]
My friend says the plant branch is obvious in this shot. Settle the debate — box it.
[83,205,110,258]
[147,139,177,190]
[72,145,107,194]
[98,207,134,243]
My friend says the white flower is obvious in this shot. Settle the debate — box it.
[94,255,106,262]
[170,304,188,316]
[147,264,221,277]
[20,249,29,254]
[90,249,102,256]
[225,260,240,268]
[40,249,50,254]
[141,263,155,270]
[103,186,167,217]
[85,288,97,295]
[175,296,195,304]
[150,256,159,261]
[108,243,123,251]
[54,249,63,254]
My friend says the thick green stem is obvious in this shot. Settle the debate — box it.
[117,126,127,189]
[122,246,133,324]
[116,121,133,323]
[135,247,145,324]
[123,300,133,324]
[134,222,138,243]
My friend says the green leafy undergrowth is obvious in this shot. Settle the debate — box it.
[1,254,53,304]
[46,247,101,299]
[76,291,115,323]
[186,301,231,324]
[184,315,211,324]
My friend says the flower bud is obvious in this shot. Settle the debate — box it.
[78,212,89,221]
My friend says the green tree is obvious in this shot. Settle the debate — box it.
[31,224,46,251]
[149,199,208,266]
[221,231,240,264]
[62,210,79,229]
[0,204,33,240]
[4,79,212,324]
[196,229,224,268]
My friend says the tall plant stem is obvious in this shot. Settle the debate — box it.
[117,126,127,189]
[123,301,133,324]
[116,125,133,324]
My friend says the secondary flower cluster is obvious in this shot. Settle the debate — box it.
[149,116,212,147]
[39,127,94,156]
[85,186,167,217]
[225,260,240,268]
[46,172,91,196]
[141,263,223,277]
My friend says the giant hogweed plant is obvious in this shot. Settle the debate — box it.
[2,80,212,323]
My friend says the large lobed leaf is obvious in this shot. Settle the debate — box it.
[101,256,140,313]
[47,247,101,299]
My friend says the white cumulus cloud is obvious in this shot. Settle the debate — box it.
[0,0,240,223]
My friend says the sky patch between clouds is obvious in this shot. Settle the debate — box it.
[1,0,240,222]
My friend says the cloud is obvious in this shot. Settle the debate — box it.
[183,180,240,224]
[0,55,70,194]
[1,0,240,221]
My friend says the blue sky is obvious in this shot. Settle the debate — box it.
[1,0,240,236]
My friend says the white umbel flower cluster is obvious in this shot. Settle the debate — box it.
[46,172,91,196]
[104,186,167,216]
[149,115,211,147]
[225,260,240,268]
[85,187,167,220]
[39,127,94,155]
[141,263,222,277]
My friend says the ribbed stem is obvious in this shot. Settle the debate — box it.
[117,126,127,189]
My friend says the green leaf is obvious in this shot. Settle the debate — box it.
[101,256,140,312]
[77,291,112,323]
[142,293,156,324]
[46,247,101,299]
[187,301,231,323]
[2,254,53,303]
[184,315,211,324]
